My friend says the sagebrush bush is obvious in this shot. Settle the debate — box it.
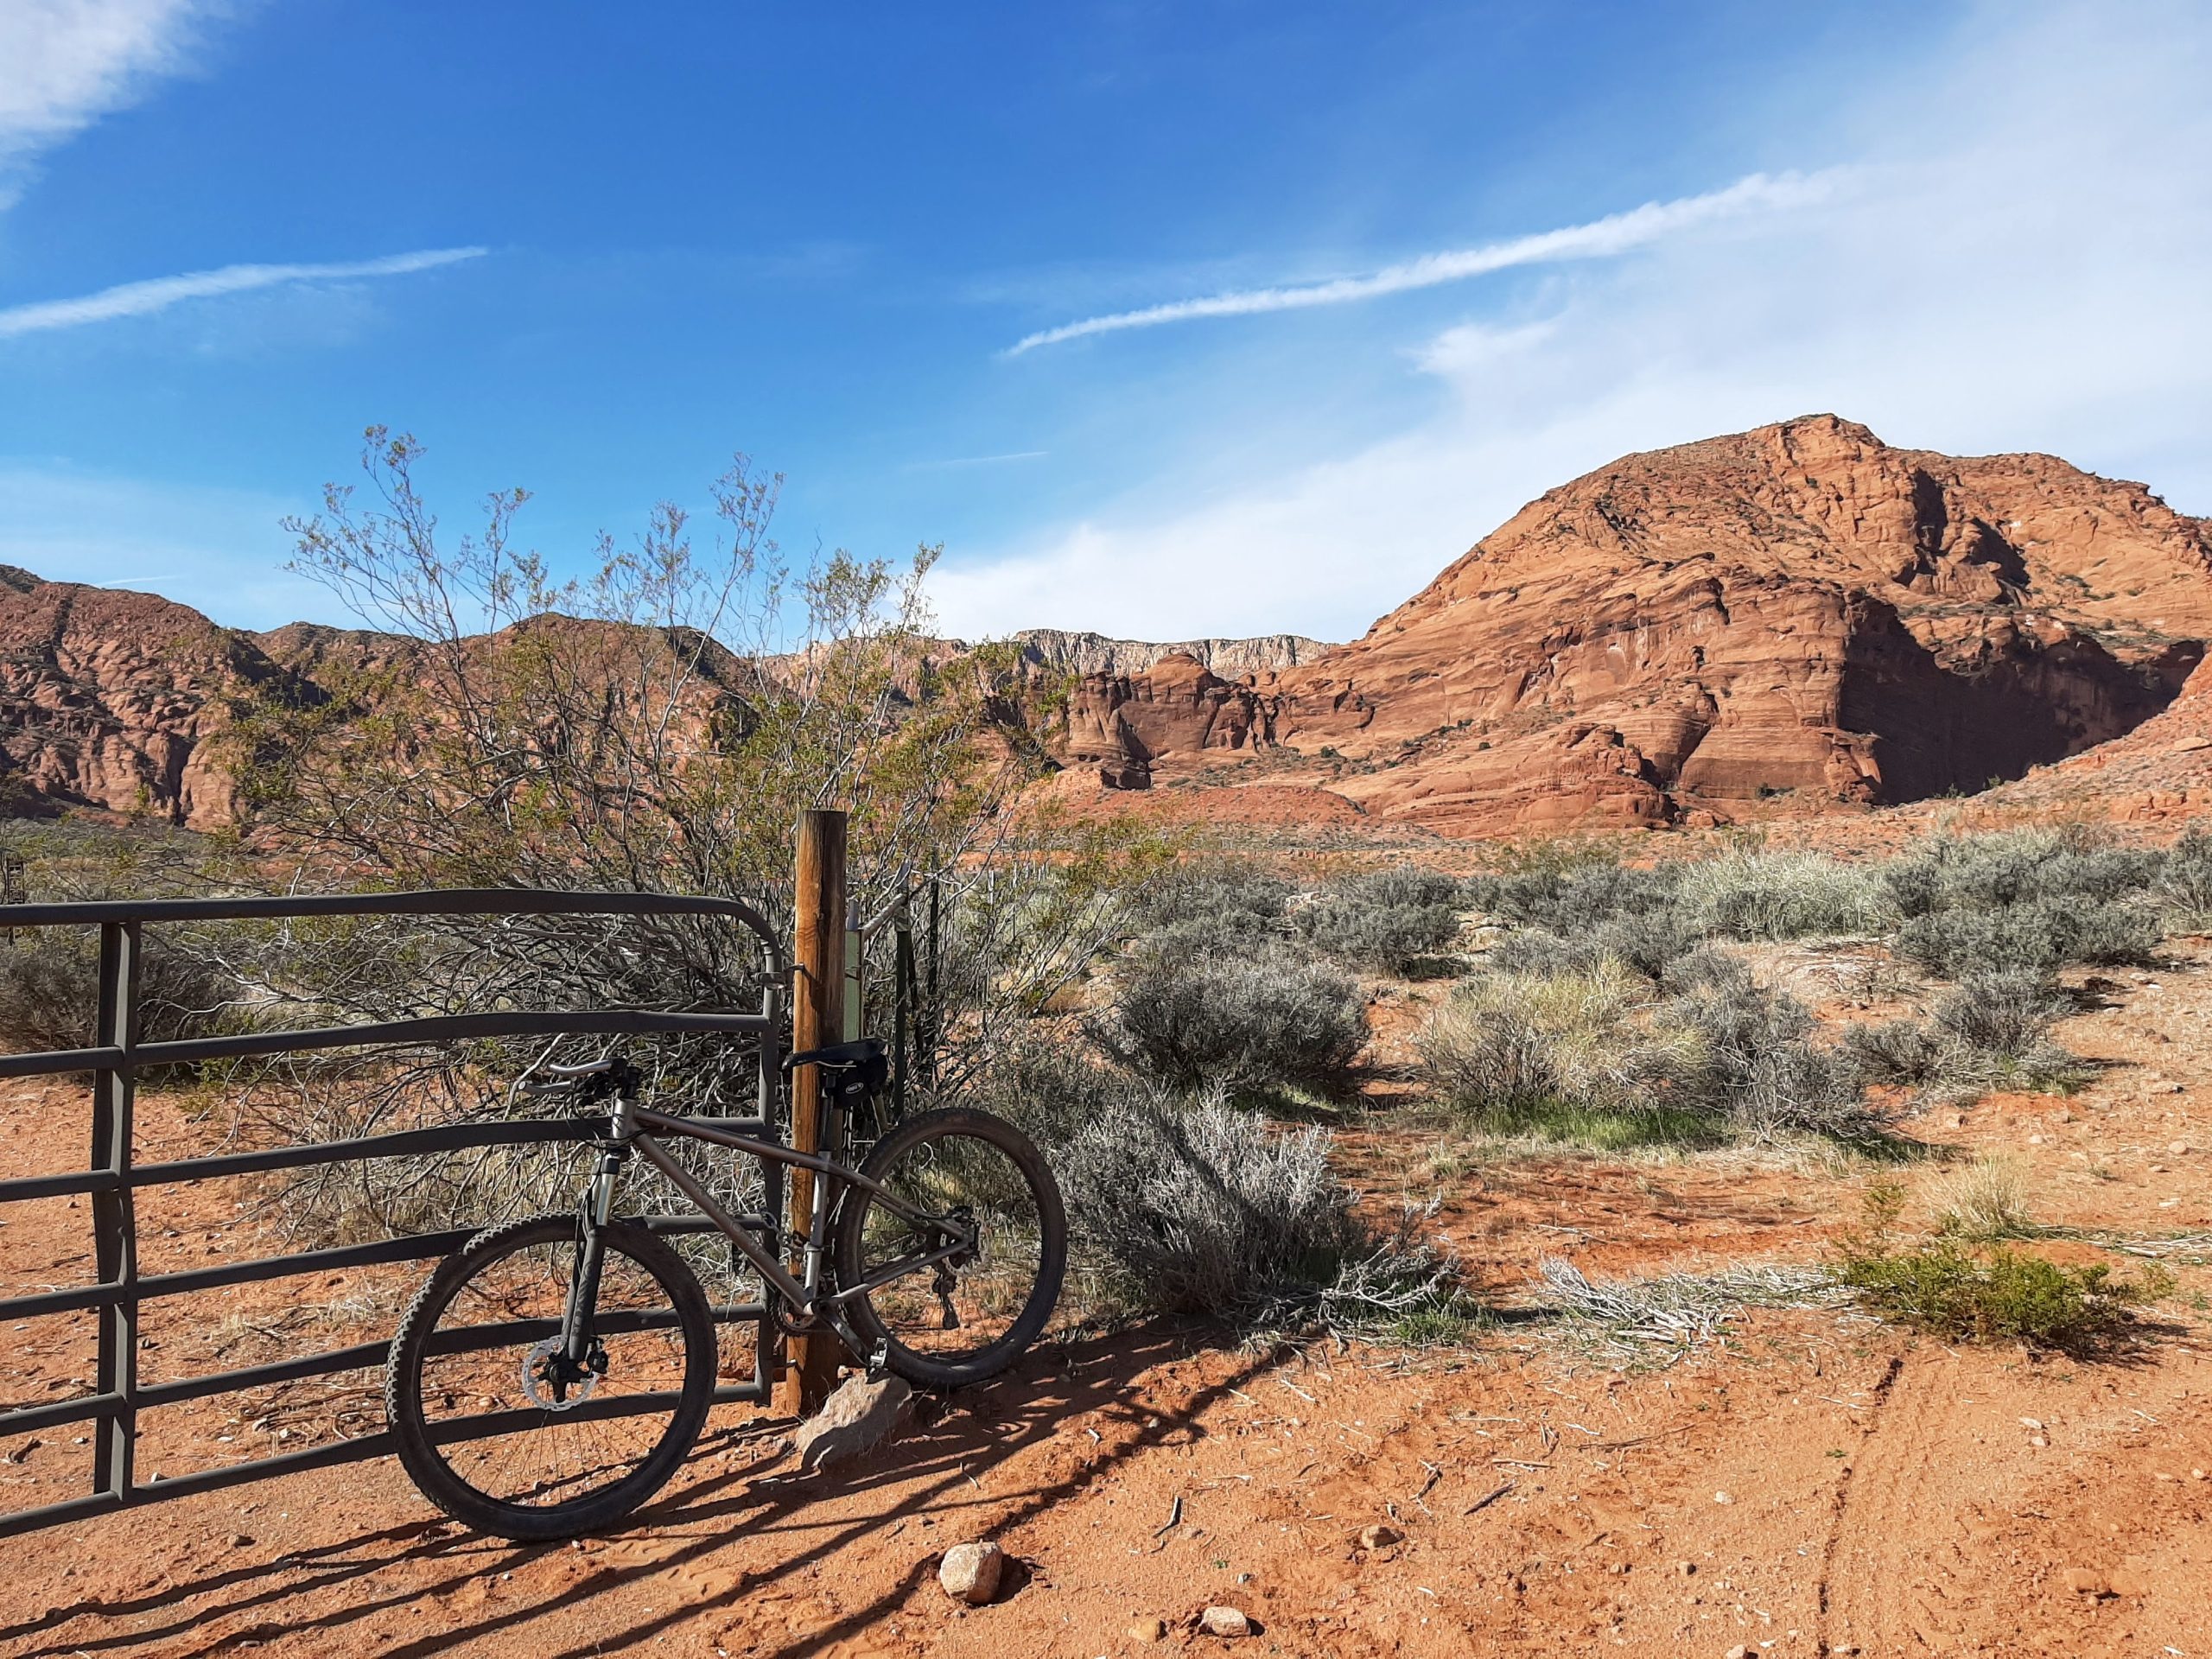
[1419,960,1701,1118]
[1487,908,1706,982]
[1103,942,1366,1093]
[1132,861,1292,950]
[1465,859,1680,932]
[1055,1091,1460,1327]
[1673,849,1896,941]
[0,931,246,1054]
[1841,969,2082,1100]
[1664,956,1886,1141]
[2153,828,2212,928]
[1295,866,1464,974]
[1895,896,2159,977]
[1931,969,2070,1058]
[1885,830,2160,918]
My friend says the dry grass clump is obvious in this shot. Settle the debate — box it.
[1420,951,1891,1146]
[1929,1154,2035,1241]
[1672,848,1897,941]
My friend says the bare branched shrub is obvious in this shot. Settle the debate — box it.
[1101,943,1366,1095]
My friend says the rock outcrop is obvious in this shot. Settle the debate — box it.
[1069,416,2211,833]
[0,568,321,826]
[1009,628,1326,679]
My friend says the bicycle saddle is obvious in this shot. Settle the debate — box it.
[782,1037,887,1073]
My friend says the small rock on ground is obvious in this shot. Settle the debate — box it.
[1128,1617,1169,1642]
[1199,1605,1252,1637]
[793,1373,913,1473]
[1357,1522,1403,1550]
[938,1541,1004,1605]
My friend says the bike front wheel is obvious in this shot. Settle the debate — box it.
[385,1215,715,1540]
[834,1108,1067,1389]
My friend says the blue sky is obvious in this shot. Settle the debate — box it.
[3,2,2209,644]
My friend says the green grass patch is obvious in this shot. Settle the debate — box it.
[1834,1181,2171,1351]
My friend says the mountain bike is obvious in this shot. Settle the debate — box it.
[383,1039,1066,1540]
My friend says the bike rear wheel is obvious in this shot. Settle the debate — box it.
[385,1215,715,1540]
[834,1108,1066,1389]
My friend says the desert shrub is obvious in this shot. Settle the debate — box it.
[1666,957,1885,1141]
[1931,969,2070,1058]
[1465,858,1680,933]
[2152,828,2212,928]
[1133,861,1293,950]
[1834,1181,2167,1350]
[1673,849,1896,941]
[1840,1017,1957,1090]
[959,1032,1141,1153]
[1885,830,2160,918]
[1895,896,2159,977]
[1297,865,1465,974]
[0,931,251,1055]
[1103,942,1365,1094]
[1488,907,1706,982]
[1055,1091,1466,1331]
[1841,969,2082,1099]
[1930,1154,2034,1241]
[1419,960,1702,1119]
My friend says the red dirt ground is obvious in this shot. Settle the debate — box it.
[3,954,2211,1656]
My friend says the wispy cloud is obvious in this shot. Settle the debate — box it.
[1007,170,1843,354]
[0,0,217,204]
[905,449,1049,471]
[0,246,486,338]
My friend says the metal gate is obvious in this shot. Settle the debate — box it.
[0,888,789,1540]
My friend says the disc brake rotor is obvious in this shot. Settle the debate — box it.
[520,1336,599,1410]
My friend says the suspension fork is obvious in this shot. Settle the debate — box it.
[561,1107,634,1370]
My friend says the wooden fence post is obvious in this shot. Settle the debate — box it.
[779,808,847,1416]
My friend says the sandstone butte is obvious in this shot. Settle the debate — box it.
[1063,414,2212,835]
[5,414,2210,837]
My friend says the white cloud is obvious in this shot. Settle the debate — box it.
[0,246,486,337]
[1006,171,1843,353]
[0,0,214,204]
[937,2,2212,645]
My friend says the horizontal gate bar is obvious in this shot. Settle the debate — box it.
[0,1281,111,1320]
[0,1008,772,1082]
[0,1389,122,1435]
[0,887,780,943]
[0,1167,119,1203]
[130,1116,772,1186]
[0,1489,123,1541]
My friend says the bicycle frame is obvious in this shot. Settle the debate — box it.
[557,1091,973,1369]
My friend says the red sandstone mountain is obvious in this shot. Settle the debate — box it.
[8,416,2209,836]
[1068,416,2212,834]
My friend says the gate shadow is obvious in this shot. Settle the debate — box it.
[3,1319,1274,1659]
